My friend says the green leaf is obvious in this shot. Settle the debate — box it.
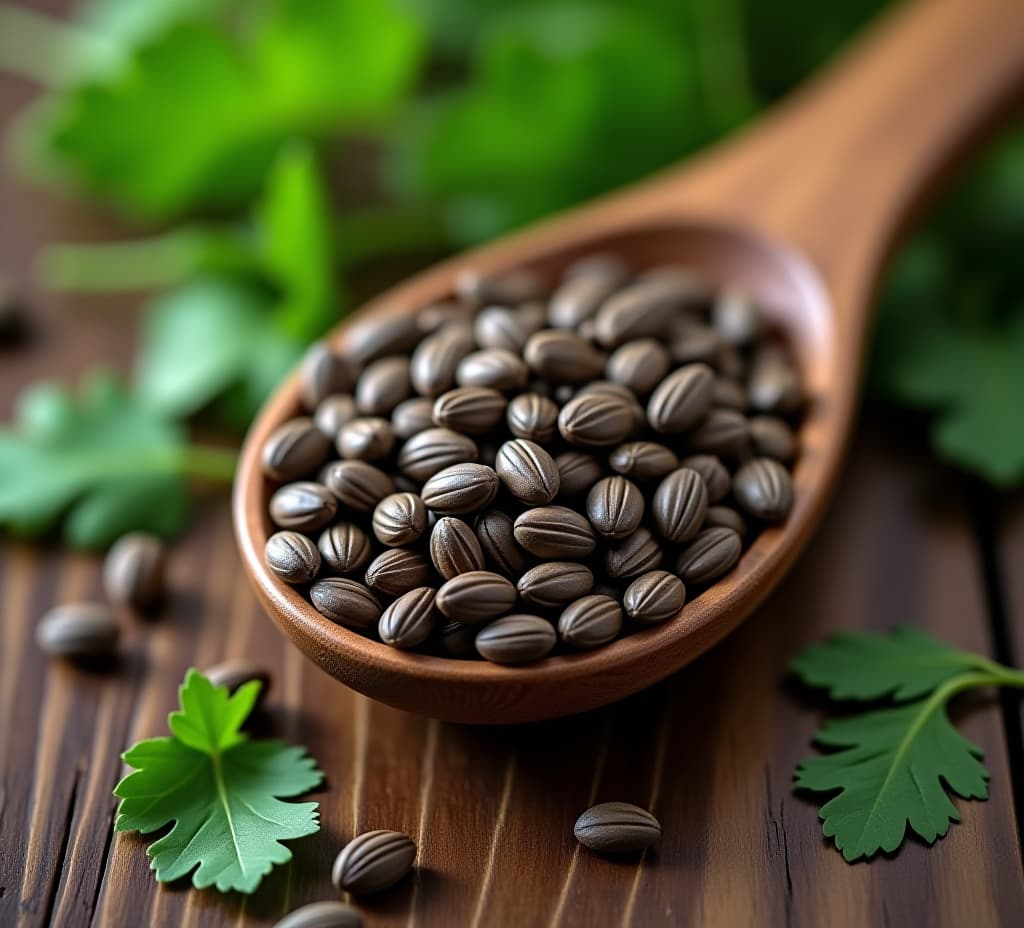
[115,669,322,894]
[790,627,982,702]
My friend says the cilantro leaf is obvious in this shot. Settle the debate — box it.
[115,669,322,894]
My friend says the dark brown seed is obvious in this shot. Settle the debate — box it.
[748,415,797,462]
[605,339,671,396]
[372,492,427,546]
[554,451,603,496]
[733,457,795,522]
[523,330,604,384]
[712,378,748,411]
[507,393,559,443]
[475,305,543,353]
[748,347,802,414]
[711,290,761,346]
[647,363,715,434]
[514,506,596,558]
[652,468,708,543]
[605,527,662,579]
[397,427,478,482]
[558,595,623,649]
[336,417,394,462]
[476,509,531,578]
[676,527,743,584]
[36,603,119,659]
[331,830,416,895]
[314,394,359,439]
[563,252,630,282]
[594,274,704,347]
[455,348,528,393]
[365,549,432,597]
[379,588,438,649]
[558,393,634,448]
[262,417,330,481]
[320,460,394,513]
[264,531,321,584]
[410,328,475,397]
[432,386,507,434]
[347,314,420,364]
[608,442,678,480]
[269,481,338,532]
[104,532,166,609]
[475,614,556,664]
[436,571,517,623]
[574,802,661,853]
[574,380,636,403]
[680,454,730,503]
[495,439,560,505]
[417,301,473,334]
[421,463,499,514]
[670,321,724,366]
[299,342,356,410]
[586,476,644,539]
[204,659,272,704]
[548,258,628,329]
[318,523,373,573]
[273,900,362,928]
[430,517,485,579]
[623,571,686,625]
[437,620,478,658]
[517,562,594,608]
[391,397,435,439]
[705,505,747,537]
[455,268,544,307]
[310,578,381,628]
[688,408,749,457]
[718,344,746,380]
[355,356,412,416]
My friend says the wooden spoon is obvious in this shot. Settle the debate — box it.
[235,0,1024,723]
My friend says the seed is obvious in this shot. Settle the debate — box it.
[310,578,381,628]
[476,509,531,578]
[269,481,338,532]
[574,802,661,854]
[733,457,794,522]
[430,517,485,579]
[506,393,559,443]
[586,476,644,539]
[575,380,636,402]
[748,346,802,414]
[410,328,475,397]
[379,588,438,649]
[264,531,321,584]
[554,451,603,496]
[332,830,416,895]
[676,527,742,584]
[320,460,394,513]
[748,416,797,462]
[347,314,420,364]
[355,356,412,416]
[437,620,478,658]
[705,505,747,537]
[299,342,355,411]
[712,378,748,411]
[670,321,725,366]
[262,417,330,481]
[432,386,507,434]
[558,595,623,649]
[495,439,560,504]
[397,428,478,482]
[104,532,166,609]
[455,348,528,393]
[688,408,749,457]
[558,393,634,448]
[475,614,556,664]
[523,330,604,384]
[273,900,363,928]
[623,571,686,625]
[608,441,678,481]
[418,300,473,333]
[680,454,730,503]
[336,417,394,462]
[421,463,499,514]
[605,339,671,396]
[647,363,715,434]
[318,523,373,573]
[372,492,427,546]
[204,659,272,705]
[517,562,594,608]
[652,468,708,542]
[455,268,544,307]
[36,603,119,659]
[365,548,432,597]
[604,527,662,579]
[514,506,596,558]
[475,305,544,353]
[314,394,359,439]
[711,289,761,346]
[548,257,628,328]
[391,397,436,439]
[594,274,703,347]
[436,571,516,624]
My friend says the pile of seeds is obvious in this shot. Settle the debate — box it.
[260,256,801,665]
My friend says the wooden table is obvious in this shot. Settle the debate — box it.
[2,50,1024,928]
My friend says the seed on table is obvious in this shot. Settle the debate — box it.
[397,427,478,482]
[410,327,475,397]
[355,356,412,416]
[669,321,724,367]
[647,363,714,434]
[455,348,528,393]
[455,268,544,307]
[680,454,730,503]
[310,578,381,628]
[712,378,748,411]
[605,339,671,396]
[436,570,517,624]
[372,492,427,546]
[36,603,119,659]
[748,346,802,414]
[704,505,747,537]
[586,476,644,539]
[437,619,478,658]
[594,274,701,347]
[320,460,395,512]
[652,468,708,543]
[548,256,628,328]
[332,830,417,896]
[506,393,559,443]
[605,527,662,579]
[748,415,797,462]
[391,397,436,439]
[264,531,321,584]
[365,549,432,597]
[518,562,594,608]
[514,506,596,559]
[523,329,604,384]
[432,386,507,434]
[495,439,560,505]
[558,595,623,649]
[318,523,373,573]
[476,509,531,578]
[299,341,356,411]
[204,659,272,704]
[554,451,603,497]
[608,441,678,481]
[574,802,661,854]
[733,457,794,522]
[623,571,686,625]
[379,588,438,649]
[314,394,359,440]
[347,314,421,364]
[688,408,749,457]
[475,305,543,353]
[336,417,394,462]
[430,516,486,579]
[558,393,634,448]
[262,417,330,482]
[676,527,743,584]
[273,900,363,928]
[475,614,557,664]
[269,481,338,532]
[711,289,761,346]
[421,463,499,514]
[104,532,166,610]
